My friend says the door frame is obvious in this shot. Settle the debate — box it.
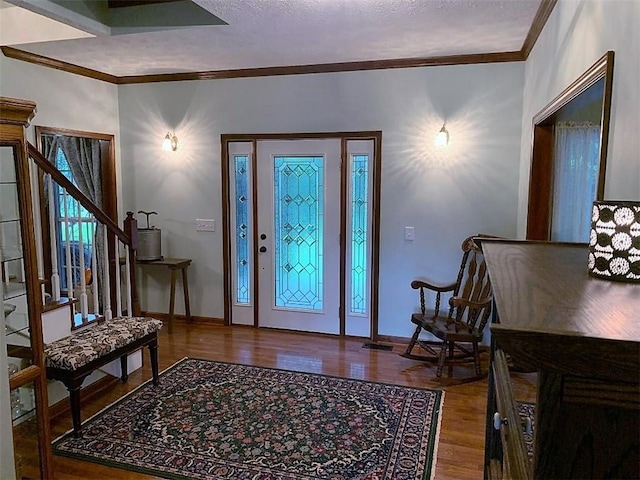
[221,131,382,339]
[526,51,614,240]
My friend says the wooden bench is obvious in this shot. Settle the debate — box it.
[44,316,163,436]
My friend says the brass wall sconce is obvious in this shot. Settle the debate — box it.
[435,123,449,147]
[162,132,178,151]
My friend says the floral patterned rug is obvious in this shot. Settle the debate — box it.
[53,358,444,479]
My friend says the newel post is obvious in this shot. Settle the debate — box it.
[124,211,141,315]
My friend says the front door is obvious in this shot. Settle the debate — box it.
[225,135,377,337]
[256,139,341,333]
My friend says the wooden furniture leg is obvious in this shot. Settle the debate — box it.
[168,268,177,333]
[46,324,162,437]
[135,259,191,332]
[181,266,191,323]
[120,355,128,382]
[149,337,159,385]
[63,376,88,438]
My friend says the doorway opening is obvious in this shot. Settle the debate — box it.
[527,51,614,241]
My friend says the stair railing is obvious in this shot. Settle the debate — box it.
[27,143,139,325]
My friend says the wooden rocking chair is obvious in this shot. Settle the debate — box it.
[401,235,495,378]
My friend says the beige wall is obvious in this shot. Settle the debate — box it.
[0,55,121,204]
[3,0,636,339]
[117,62,524,337]
[0,51,524,340]
[518,0,640,235]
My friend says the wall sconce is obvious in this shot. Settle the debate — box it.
[162,132,178,151]
[435,123,449,147]
[588,200,640,282]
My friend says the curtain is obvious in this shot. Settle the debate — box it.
[57,137,103,209]
[551,121,601,243]
[41,134,61,165]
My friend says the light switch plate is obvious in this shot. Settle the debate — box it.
[404,226,415,241]
[196,219,215,232]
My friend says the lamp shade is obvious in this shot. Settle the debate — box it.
[588,200,640,282]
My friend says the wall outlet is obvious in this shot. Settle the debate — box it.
[196,219,215,232]
[404,226,415,241]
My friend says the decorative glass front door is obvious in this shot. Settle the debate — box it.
[257,140,341,334]
[227,137,375,336]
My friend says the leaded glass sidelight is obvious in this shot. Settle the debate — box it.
[234,155,250,304]
[350,155,369,314]
[273,156,324,310]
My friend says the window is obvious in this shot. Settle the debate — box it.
[550,122,601,242]
[234,154,250,304]
[53,147,94,292]
[35,126,117,328]
[349,154,369,314]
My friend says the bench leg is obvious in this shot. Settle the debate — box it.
[149,336,159,386]
[120,355,128,382]
[61,375,89,437]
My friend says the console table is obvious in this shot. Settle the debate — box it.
[137,258,192,333]
[482,240,640,479]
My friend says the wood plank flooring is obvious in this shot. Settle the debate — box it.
[40,322,536,479]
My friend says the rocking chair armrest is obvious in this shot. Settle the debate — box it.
[450,296,492,310]
[410,280,457,293]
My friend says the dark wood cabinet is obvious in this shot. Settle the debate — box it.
[482,240,639,479]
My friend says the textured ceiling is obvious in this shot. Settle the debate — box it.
[2,0,544,78]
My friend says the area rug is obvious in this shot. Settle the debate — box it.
[53,358,444,479]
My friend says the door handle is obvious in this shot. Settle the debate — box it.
[259,246,267,253]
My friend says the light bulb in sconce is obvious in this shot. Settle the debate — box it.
[435,123,449,147]
[162,132,178,151]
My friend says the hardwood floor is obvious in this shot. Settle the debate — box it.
[40,322,536,479]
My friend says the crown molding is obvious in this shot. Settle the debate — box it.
[117,51,525,84]
[2,1,557,85]
[521,0,557,59]
[1,46,119,83]
[2,47,524,85]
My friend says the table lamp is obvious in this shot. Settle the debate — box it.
[588,200,640,282]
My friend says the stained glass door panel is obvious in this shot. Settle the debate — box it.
[273,155,324,310]
[228,142,254,326]
[256,140,341,334]
[344,140,374,338]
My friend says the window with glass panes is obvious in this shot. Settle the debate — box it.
[54,148,94,292]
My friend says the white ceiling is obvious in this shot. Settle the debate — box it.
[1,0,544,78]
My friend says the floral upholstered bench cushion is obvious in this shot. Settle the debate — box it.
[44,316,163,371]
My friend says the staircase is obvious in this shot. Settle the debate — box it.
[27,143,140,330]
[23,143,144,410]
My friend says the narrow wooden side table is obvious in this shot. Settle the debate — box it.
[137,257,192,333]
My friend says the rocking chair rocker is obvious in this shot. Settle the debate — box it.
[401,235,495,378]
